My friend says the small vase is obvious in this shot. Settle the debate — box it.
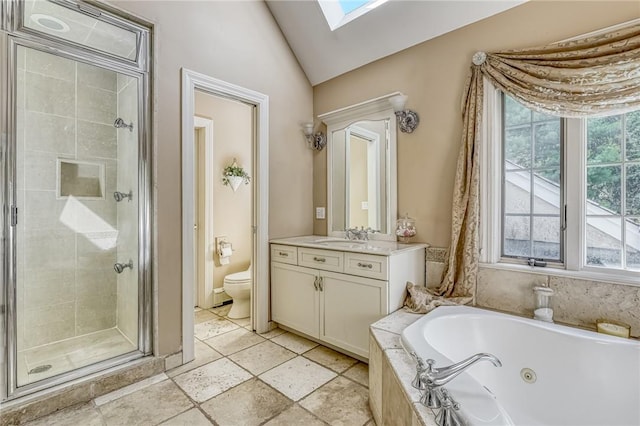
[227,176,243,192]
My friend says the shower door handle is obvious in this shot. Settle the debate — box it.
[114,260,133,274]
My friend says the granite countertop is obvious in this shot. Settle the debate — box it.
[270,235,429,256]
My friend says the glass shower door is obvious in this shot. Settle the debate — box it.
[14,44,140,386]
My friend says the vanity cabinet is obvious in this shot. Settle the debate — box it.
[270,239,426,359]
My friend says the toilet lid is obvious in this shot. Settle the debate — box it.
[225,270,251,283]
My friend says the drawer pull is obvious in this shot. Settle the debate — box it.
[357,262,373,269]
[313,257,326,263]
[313,276,319,291]
[278,251,289,257]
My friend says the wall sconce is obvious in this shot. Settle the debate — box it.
[389,94,419,133]
[302,122,327,151]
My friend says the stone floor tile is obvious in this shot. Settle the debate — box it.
[166,340,223,378]
[201,379,291,426]
[194,317,240,340]
[173,357,252,403]
[343,362,369,387]
[300,376,372,425]
[263,404,326,426]
[271,332,318,354]
[228,340,296,376]
[258,327,287,339]
[210,304,232,317]
[259,356,336,401]
[203,328,265,356]
[195,309,217,324]
[160,408,212,425]
[26,403,103,426]
[227,316,251,327]
[304,346,358,373]
[99,380,193,426]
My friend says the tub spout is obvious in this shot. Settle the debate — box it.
[424,353,502,388]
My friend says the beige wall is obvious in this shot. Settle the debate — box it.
[313,1,640,244]
[107,0,314,355]
[195,91,253,295]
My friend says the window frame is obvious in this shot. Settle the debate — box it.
[480,81,640,284]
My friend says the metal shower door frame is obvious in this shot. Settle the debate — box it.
[0,0,153,401]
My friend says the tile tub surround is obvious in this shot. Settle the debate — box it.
[369,309,437,426]
[424,247,640,338]
[17,307,373,426]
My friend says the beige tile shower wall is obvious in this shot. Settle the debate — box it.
[17,47,119,350]
[423,248,640,338]
[116,74,139,345]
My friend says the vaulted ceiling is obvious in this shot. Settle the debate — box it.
[266,0,527,85]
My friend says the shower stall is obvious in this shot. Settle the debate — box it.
[0,0,151,401]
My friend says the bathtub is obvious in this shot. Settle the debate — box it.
[400,306,640,426]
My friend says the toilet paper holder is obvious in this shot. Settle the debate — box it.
[216,237,233,257]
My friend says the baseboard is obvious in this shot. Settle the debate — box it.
[212,288,232,307]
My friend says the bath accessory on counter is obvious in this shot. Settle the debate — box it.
[596,319,631,338]
[222,159,250,192]
[396,213,416,242]
[113,190,132,202]
[533,286,554,322]
[113,117,134,132]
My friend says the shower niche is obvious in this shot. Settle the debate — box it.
[1,0,151,401]
[58,159,106,199]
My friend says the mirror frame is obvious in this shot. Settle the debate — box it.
[319,93,400,241]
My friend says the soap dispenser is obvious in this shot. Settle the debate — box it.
[533,286,554,323]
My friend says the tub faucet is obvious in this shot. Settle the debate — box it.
[412,352,501,409]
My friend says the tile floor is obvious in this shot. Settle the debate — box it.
[25,305,374,425]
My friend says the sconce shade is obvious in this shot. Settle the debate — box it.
[302,122,314,136]
[388,94,408,113]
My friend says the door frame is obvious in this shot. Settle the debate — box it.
[181,68,270,364]
[193,117,215,309]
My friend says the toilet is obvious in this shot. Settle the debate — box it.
[223,268,251,319]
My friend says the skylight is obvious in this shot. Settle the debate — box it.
[318,0,390,31]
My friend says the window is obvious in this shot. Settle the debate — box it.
[484,91,640,275]
[317,0,390,31]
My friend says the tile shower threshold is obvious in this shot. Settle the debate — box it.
[1,354,164,426]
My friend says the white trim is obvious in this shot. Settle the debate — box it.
[181,68,270,365]
[193,116,215,309]
[323,97,397,241]
[557,18,640,43]
[564,118,584,271]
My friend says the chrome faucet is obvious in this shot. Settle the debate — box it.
[345,226,379,241]
[411,352,501,409]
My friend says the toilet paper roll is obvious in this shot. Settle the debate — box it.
[220,246,233,258]
[220,256,230,265]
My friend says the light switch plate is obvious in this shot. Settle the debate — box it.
[315,207,325,220]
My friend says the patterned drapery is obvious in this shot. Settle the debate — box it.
[436,24,640,299]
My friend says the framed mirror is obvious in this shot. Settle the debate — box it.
[319,93,399,241]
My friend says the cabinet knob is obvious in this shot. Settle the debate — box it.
[357,262,373,269]
[313,257,326,263]
[278,251,289,257]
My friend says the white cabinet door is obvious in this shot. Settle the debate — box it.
[271,262,320,339]
[319,271,388,358]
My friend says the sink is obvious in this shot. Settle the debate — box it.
[312,238,366,245]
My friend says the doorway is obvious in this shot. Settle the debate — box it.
[181,69,270,364]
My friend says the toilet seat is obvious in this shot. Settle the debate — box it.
[224,270,251,283]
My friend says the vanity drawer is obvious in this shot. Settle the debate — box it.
[344,252,388,280]
[271,244,298,265]
[298,248,344,272]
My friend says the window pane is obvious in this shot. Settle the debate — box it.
[504,215,530,257]
[504,96,530,126]
[586,165,621,214]
[505,126,531,168]
[533,170,561,214]
[533,217,560,260]
[504,171,530,214]
[534,121,561,168]
[626,164,640,215]
[587,115,622,164]
[586,217,622,268]
[625,110,640,161]
[627,217,640,270]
